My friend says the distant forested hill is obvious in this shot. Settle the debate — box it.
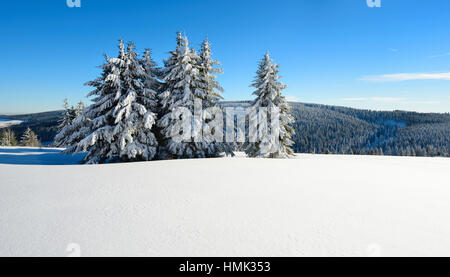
[2,102,449,157]
[288,103,450,157]
[0,111,63,145]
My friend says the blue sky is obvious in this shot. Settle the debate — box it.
[0,0,449,114]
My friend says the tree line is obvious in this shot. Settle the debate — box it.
[0,127,40,147]
[290,103,450,157]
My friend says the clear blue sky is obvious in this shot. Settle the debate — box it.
[0,0,449,114]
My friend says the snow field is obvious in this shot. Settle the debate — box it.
[1,148,450,256]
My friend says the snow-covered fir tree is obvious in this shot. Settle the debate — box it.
[140,48,163,94]
[64,40,159,164]
[58,99,74,132]
[75,101,85,117]
[55,109,89,151]
[139,48,167,157]
[55,99,82,147]
[158,33,228,158]
[198,37,234,156]
[245,52,295,158]
[198,38,224,108]
[0,129,17,146]
[21,127,40,147]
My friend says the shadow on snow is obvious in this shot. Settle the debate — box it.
[0,147,85,165]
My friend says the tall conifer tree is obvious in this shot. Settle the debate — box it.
[245,52,295,158]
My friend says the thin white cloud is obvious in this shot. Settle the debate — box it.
[429,52,450,58]
[340,97,369,101]
[371,97,405,102]
[340,97,404,102]
[413,101,441,105]
[285,95,300,102]
[360,72,450,82]
[388,48,399,52]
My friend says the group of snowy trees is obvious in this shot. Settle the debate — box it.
[56,33,295,164]
[0,128,40,147]
[0,129,17,146]
[157,34,233,159]
[54,99,85,147]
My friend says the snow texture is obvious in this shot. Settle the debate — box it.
[1,147,450,257]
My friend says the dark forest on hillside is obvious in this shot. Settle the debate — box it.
[2,102,449,157]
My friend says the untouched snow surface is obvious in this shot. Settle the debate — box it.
[1,147,450,257]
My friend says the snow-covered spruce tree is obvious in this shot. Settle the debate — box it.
[198,38,234,156]
[158,33,226,159]
[56,109,90,150]
[21,127,40,147]
[75,101,85,117]
[65,40,159,164]
[55,101,88,149]
[0,129,10,146]
[0,129,17,146]
[139,48,166,157]
[140,49,163,94]
[198,38,224,108]
[245,52,295,158]
[55,99,78,147]
[58,99,72,132]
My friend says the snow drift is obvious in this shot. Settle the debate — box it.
[1,147,450,257]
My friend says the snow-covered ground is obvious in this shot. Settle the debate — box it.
[0,118,23,128]
[1,147,450,257]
